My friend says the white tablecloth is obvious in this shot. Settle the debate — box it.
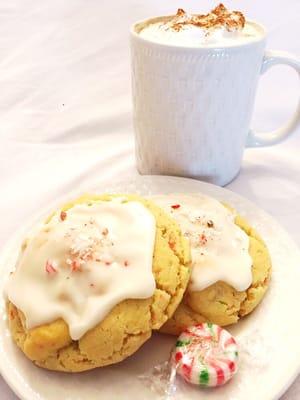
[0,1,299,399]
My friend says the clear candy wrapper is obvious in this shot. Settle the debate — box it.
[138,361,179,400]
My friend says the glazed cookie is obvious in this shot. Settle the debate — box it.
[6,194,191,371]
[151,194,271,335]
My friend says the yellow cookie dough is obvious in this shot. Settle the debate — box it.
[160,213,271,335]
[7,194,191,372]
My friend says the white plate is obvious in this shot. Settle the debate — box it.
[0,176,300,400]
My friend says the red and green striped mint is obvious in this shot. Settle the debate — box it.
[171,323,238,387]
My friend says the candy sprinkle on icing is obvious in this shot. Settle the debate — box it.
[60,211,67,221]
[171,323,238,387]
[45,260,57,275]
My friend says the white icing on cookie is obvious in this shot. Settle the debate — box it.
[152,194,252,292]
[6,199,156,340]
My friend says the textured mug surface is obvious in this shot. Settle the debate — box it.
[131,20,267,186]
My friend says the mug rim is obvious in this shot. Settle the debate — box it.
[130,16,267,51]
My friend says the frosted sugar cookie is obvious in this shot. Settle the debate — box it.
[151,194,271,335]
[6,194,191,371]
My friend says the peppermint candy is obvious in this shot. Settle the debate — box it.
[171,323,238,387]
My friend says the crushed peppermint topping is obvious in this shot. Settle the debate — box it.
[60,211,67,221]
[71,260,81,272]
[61,213,132,274]
[65,219,113,269]
[199,234,208,245]
[45,260,57,275]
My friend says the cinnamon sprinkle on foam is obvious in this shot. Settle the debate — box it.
[170,4,245,33]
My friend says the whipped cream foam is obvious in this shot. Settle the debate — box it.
[6,200,156,340]
[138,4,261,47]
[152,194,252,292]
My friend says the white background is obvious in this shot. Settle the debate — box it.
[0,1,299,398]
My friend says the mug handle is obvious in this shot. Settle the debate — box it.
[247,50,300,147]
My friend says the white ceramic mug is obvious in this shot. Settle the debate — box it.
[130,17,300,186]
